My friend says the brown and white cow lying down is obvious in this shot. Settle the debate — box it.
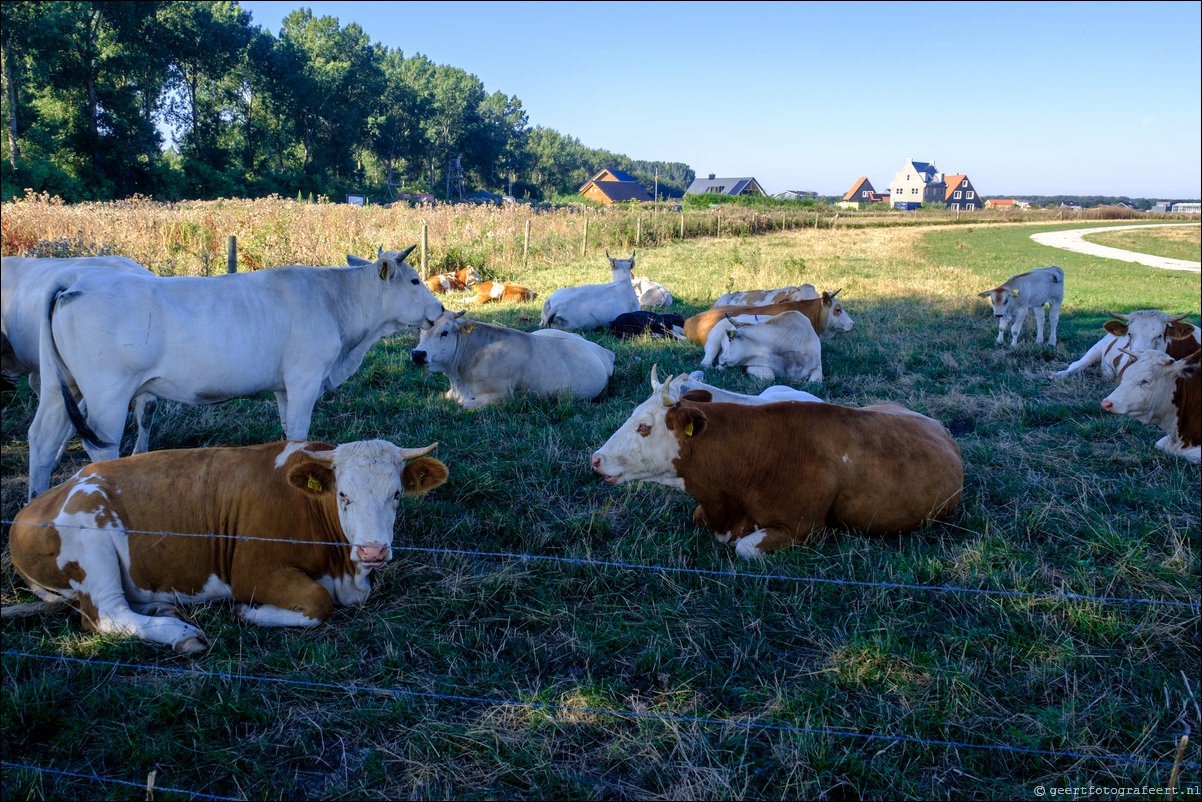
[8,439,448,653]
[591,373,963,559]
[424,265,483,294]
[683,290,853,345]
[460,281,537,304]
[1051,310,1199,381]
[1101,349,1200,463]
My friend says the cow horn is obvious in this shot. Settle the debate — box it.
[660,374,676,407]
[1106,310,1129,321]
[650,363,661,388]
[400,443,438,460]
[1117,346,1138,360]
[1169,313,1192,323]
[396,245,417,264]
[828,287,842,299]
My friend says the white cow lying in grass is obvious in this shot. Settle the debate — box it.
[631,276,673,308]
[713,284,817,307]
[711,311,825,382]
[412,310,615,409]
[1101,349,1200,463]
[669,368,824,405]
[540,251,640,331]
[1051,310,1200,381]
[978,265,1064,347]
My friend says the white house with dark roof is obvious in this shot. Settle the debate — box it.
[888,160,946,210]
[684,174,767,197]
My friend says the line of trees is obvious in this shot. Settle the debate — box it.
[0,1,693,203]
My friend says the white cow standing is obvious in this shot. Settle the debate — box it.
[412,310,615,409]
[2,255,159,455]
[27,247,445,499]
[1051,310,1199,381]
[540,251,640,331]
[978,265,1064,347]
[712,311,825,382]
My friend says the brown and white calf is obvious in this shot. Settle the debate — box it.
[1101,349,1201,462]
[8,439,448,652]
[683,290,854,345]
[460,281,537,304]
[590,372,962,559]
[424,266,484,294]
[1052,310,1199,381]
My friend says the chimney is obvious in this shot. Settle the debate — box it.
[708,173,716,180]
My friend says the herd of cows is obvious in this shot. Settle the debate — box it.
[0,247,1198,653]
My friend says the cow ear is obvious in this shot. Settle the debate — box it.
[668,406,708,438]
[681,389,713,403]
[289,461,335,496]
[1103,320,1129,336]
[1165,321,1194,340]
[977,290,991,298]
[1011,289,1020,299]
[402,457,449,495]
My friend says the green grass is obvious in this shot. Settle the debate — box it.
[2,221,1199,800]
[1080,224,1201,262]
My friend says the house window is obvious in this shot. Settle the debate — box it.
[912,187,918,195]
[954,190,962,199]
[862,190,868,198]
[967,191,975,199]
[951,203,959,211]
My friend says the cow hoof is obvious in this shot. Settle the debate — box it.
[173,636,208,655]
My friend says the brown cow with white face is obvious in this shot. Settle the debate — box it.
[8,439,448,653]
[683,290,853,345]
[590,372,962,559]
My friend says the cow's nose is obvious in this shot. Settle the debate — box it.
[411,350,426,365]
[590,455,602,472]
[1100,400,1114,412]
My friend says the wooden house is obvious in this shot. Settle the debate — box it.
[578,169,653,204]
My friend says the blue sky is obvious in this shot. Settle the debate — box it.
[240,0,1202,199]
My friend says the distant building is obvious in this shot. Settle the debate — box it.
[985,199,1030,210]
[1172,202,1201,213]
[838,177,876,209]
[774,190,818,200]
[888,159,946,210]
[1151,202,1173,213]
[579,169,653,204]
[943,175,983,211]
[684,174,768,197]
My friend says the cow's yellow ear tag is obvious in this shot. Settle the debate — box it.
[308,476,323,492]
[379,265,389,280]
[463,324,475,334]
[684,422,694,436]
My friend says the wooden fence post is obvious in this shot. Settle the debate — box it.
[582,216,589,256]
[524,218,530,268]
[680,211,685,239]
[420,223,429,278]
[716,208,721,238]
[226,236,237,273]
[636,215,642,246]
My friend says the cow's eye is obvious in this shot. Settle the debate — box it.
[440,330,448,337]
[637,423,651,436]
[339,491,351,505]
[393,490,401,501]
[411,278,420,285]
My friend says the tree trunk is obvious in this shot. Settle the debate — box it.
[1,31,20,166]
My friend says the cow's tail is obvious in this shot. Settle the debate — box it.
[45,286,109,450]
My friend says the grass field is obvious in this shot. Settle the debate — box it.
[1,215,1199,800]
[1080,225,1202,262]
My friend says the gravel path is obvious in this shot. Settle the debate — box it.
[1029,223,1201,272]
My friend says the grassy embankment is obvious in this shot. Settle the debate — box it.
[1,204,1199,800]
